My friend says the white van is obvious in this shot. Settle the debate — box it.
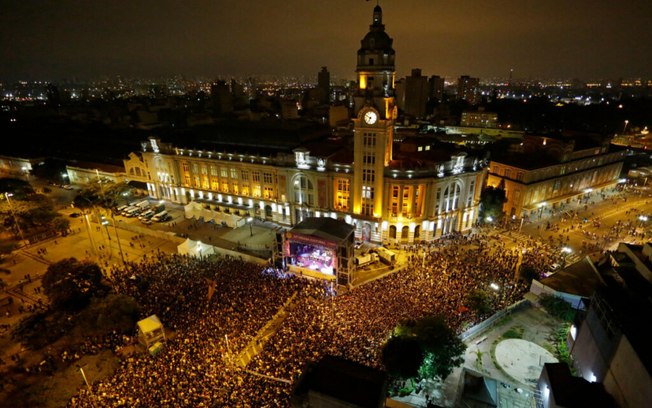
[138,209,155,220]
[134,200,150,209]
[151,210,168,222]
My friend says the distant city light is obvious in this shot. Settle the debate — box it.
[490,283,500,291]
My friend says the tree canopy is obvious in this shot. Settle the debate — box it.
[381,335,424,379]
[479,186,507,224]
[41,258,108,310]
[385,315,467,381]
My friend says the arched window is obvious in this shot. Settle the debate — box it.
[442,182,462,212]
[389,225,397,239]
[401,226,409,240]
[293,174,314,206]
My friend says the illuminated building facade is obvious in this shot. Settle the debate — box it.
[486,135,625,219]
[124,5,484,244]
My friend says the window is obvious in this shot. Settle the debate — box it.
[294,175,314,206]
[263,186,275,199]
[263,173,273,184]
[182,162,190,173]
[362,203,374,216]
[221,168,228,178]
[192,163,199,173]
[362,169,375,183]
[230,168,238,179]
[362,186,374,199]
[442,183,462,212]
[392,186,399,198]
[221,181,229,193]
[241,170,249,181]
[241,186,250,196]
[363,154,375,165]
[210,166,218,176]
[252,185,261,198]
[252,172,261,182]
[364,134,376,147]
[201,166,208,175]
[232,183,239,195]
[335,178,350,211]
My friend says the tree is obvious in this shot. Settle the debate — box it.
[519,264,539,284]
[540,294,575,322]
[79,293,141,335]
[479,186,507,224]
[41,258,108,310]
[51,217,70,236]
[382,335,424,379]
[411,315,467,380]
[466,289,493,316]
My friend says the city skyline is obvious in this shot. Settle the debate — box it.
[1,0,652,83]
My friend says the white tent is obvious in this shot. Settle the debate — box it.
[177,238,198,256]
[184,201,204,220]
[183,200,245,228]
[177,238,217,257]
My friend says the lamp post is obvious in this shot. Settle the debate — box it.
[4,192,26,244]
[78,365,97,408]
[623,120,629,134]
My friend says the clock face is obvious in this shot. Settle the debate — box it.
[364,110,378,125]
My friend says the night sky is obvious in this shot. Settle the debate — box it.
[1,0,651,82]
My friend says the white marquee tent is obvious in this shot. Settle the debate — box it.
[177,238,217,257]
[183,201,246,228]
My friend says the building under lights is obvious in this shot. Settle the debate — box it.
[486,134,625,219]
[124,5,485,244]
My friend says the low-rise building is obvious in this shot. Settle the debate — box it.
[486,134,625,219]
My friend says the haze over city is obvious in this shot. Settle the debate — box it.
[2,0,652,82]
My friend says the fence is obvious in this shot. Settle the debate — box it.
[460,299,531,342]
[115,220,184,244]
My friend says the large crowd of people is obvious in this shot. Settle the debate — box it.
[67,231,557,407]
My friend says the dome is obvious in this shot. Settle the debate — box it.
[358,5,394,54]
[359,31,394,53]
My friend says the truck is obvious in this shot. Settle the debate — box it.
[354,252,378,267]
[374,247,397,266]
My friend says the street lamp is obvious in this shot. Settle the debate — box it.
[623,120,629,134]
[4,192,26,244]
[247,217,254,237]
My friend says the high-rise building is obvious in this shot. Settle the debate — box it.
[402,68,429,118]
[317,66,330,105]
[210,80,233,114]
[457,75,479,104]
[429,75,445,102]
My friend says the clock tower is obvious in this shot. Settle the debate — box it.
[352,5,396,220]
